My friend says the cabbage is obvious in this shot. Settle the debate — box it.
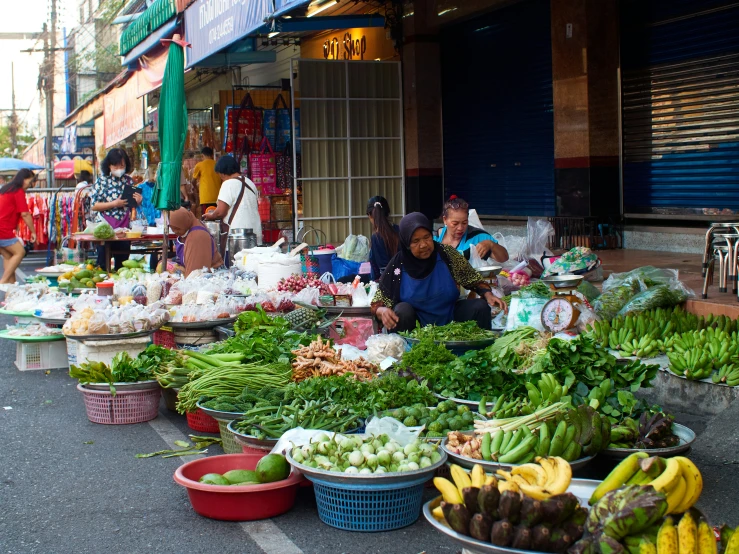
[93,223,115,239]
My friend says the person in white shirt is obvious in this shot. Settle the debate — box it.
[202,156,262,260]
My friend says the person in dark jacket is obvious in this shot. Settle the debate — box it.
[371,213,507,333]
[367,196,400,280]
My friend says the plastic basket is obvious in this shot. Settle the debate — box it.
[15,340,69,371]
[307,475,427,532]
[216,419,241,454]
[153,328,176,349]
[77,384,160,424]
[187,409,220,434]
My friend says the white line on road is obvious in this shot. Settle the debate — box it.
[148,416,304,554]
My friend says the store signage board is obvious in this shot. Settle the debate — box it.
[302,27,397,62]
[184,0,271,67]
[103,77,144,148]
[323,32,367,60]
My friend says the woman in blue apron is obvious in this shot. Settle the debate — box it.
[372,212,507,333]
[168,208,224,277]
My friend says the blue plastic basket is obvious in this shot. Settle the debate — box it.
[307,474,428,532]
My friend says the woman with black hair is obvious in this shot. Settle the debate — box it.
[90,148,142,269]
[367,196,399,280]
[0,169,36,283]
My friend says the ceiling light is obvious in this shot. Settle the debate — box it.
[307,0,335,17]
[268,32,279,38]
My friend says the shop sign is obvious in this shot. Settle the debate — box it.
[323,32,367,60]
[184,0,271,67]
[60,123,77,155]
[103,77,144,148]
[137,48,170,97]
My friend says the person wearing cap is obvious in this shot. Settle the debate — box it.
[436,195,508,262]
[372,212,506,333]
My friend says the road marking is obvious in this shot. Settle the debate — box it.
[239,521,304,554]
[148,415,304,554]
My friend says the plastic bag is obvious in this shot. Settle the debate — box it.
[505,296,548,332]
[468,243,489,269]
[294,286,321,306]
[335,344,365,361]
[617,283,693,316]
[577,280,602,303]
[330,317,375,349]
[331,255,361,281]
[352,285,370,307]
[494,233,527,261]
[364,417,425,446]
[541,246,600,277]
[364,333,406,363]
[336,234,370,262]
[468,209,484,230]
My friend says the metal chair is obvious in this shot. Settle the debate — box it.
[702,223,739,277]
[703,245,731,298]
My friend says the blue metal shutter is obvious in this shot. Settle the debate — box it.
[440,0,554,216]
[621,0,739,214]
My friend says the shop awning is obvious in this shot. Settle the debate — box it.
[272,0,311,18]
[122,17,181,66]
[120,0,178,56]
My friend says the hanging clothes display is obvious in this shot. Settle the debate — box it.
[16,190,81,249]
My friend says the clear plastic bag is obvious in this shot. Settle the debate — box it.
[364,333,406,362]
[468,243,489,269]
[336,235,370,262]
[617,282,693,316]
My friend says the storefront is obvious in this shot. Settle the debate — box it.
[439,0,555,217]
[620,0,739,218]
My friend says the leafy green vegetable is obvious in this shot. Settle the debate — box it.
[93,222,115,239]
[399,337,456,383]
[400,321,495,342]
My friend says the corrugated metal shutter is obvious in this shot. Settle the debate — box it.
[440,0,554,216]
[621,0,739,214]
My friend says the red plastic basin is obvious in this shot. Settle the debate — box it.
[174,453,303,521]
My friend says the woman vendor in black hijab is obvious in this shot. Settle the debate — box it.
[371,212,507,332]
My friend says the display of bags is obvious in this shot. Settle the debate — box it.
[224,93,263,161]
[263,94,292,152]
[249,137,279,195]
[276,141,301,191]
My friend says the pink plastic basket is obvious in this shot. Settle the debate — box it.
[77,384,160,425]
[187,409,220,434]
[153,328,176,349]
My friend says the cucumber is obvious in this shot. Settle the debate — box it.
[122,260,141,269]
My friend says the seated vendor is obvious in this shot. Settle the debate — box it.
[168,208,223,277]
[371,213,507,333]
[437,195,508,263]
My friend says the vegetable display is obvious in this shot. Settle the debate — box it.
[388,400,476,437]
[69,352,153,393]
[276,275,329,295]
[401,321,496,342]
[199,454,290,485]
[291,336,378,381]
[290,433,442,474]
[232,399,363,439]
[609,412,680,450]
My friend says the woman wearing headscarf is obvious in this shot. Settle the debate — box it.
[168,207,223,277]
[371,213,506,333]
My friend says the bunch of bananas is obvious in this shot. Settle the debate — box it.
[617,335,663,359]
[480,395,529,419]
[590,453,703,515]
[649,512,723,554]
[524,373,570,409]
[610,412,680,449]
[433,460,586,552]
[666,328,739,380]
[712,363,739,386]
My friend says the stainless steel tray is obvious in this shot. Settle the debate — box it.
[35,316,69,326]
[84,380,160,391]
[64,329,156,342]
[423,479,601,554]
[321,305,372,316]
[540,274,585,289]
[286,448,448,485]
[167,317,237,330]
[227,420,280,447]
[195,400,246,421]
[440,437,595,471]
[602,423,695,459]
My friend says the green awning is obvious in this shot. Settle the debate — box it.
[120,0,178,56]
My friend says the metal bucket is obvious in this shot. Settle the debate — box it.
[203,221,221,253]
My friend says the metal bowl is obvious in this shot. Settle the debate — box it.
[423,479,602,554]
[195,400,246,421]
[227,420,279,447]
[540,274,584,289]
[286,448,448,486]
[440,437,595,471]
[477,265,503,278]
[601,423,695,459]
[64,329,156,342]
[404,336,497,356]
[167,317,238,330]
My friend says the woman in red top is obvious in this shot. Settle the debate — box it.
[0,169,36,283]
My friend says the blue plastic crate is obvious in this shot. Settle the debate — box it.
[308,475,427,532]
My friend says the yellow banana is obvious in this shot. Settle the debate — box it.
[590,452,649,504]
[649,458,682,493]
[677,512,698,554]
[726,527,739,554]
[512,463,547,486]
[547,456,572,495]
[666,476,687,514]
[512,474,534,487]
[673,457,703,513]
[698,520,718,554]
[536,457,557,489]
[515,481,552,501]
[640,541,657,554]
[498,479,520,494]
[450,464,472,496]
[657,517,678,554]
[496,469,513,481]
[431,505,445,522]
[470,464,485,489]
[484,475,497,487]
[433,477,463,504]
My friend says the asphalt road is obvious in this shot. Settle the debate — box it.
[0,312,738,552]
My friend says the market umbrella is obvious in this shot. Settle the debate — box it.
[0,158,44,173]
[54,159,94,179]
[152,34,188,271]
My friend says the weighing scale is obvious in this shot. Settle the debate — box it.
[540,274,585,332]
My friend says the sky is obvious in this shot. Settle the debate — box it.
[0,0,78,138]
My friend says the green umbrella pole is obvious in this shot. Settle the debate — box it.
[160,210,169,274]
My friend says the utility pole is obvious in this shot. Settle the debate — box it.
[46,0,57,190]
[9,63,18,156]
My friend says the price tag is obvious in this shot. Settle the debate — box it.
[358,262,371,274]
